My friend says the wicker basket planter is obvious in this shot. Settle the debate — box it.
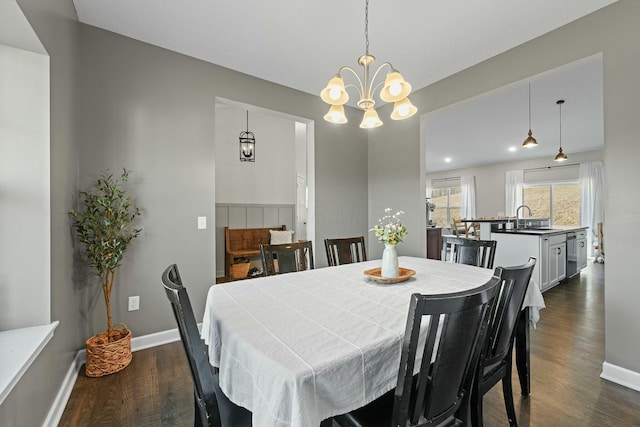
[85,324,132,377]
[231,262,251,279]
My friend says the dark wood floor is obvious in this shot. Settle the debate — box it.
[59,262,640,427]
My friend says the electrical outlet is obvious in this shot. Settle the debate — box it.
[128,296,140,311]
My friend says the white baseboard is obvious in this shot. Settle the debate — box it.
[601,361,640,392]
[42,326,187,427]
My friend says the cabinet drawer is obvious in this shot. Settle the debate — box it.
[577,230,587,239]
[549,233,567,245]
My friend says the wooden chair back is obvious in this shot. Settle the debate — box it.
[441,236,497,269]
[260,241,314,276]
[324,236,367,266]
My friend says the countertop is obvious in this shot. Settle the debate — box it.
[492,226,588,236]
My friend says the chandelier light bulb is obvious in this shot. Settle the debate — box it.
[389,82,402,97]
[329,87,341,100]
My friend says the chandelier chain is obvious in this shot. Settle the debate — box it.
[364,0,369,55]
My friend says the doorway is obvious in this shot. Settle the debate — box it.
[213,98,315,278]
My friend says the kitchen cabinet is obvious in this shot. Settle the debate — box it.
[492,229,578,293]
[547,234,567,289]
[577,230,588,271]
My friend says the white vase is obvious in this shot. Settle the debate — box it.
[381,243,399,278]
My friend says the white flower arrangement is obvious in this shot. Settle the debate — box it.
[370,208,408,245]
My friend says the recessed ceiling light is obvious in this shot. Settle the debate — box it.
[444,157,452,163]
[508,146,517,152]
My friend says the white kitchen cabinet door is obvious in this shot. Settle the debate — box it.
[577,238,588,270]
[539,236,550,291]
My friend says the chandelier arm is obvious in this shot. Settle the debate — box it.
[369,62,393,93]
[339,66,366,97]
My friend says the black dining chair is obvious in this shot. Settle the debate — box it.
[324,236,367,266]
[441,236,497,269]
[161,264,252,427]
[470,257,537,427]
[260,240,314,276]
[333,271,503,427]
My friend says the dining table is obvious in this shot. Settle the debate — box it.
[201,256,543,427]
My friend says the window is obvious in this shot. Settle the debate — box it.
[523,181,580,227]
[430,187,461,227]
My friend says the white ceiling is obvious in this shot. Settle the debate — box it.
[424,54,604,172]
[71,0,614,171]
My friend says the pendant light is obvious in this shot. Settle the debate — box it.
[522,83,538,148]
[239,111,255,162]
[554,100,568,162]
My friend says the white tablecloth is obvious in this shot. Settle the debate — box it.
[201,256,542,427]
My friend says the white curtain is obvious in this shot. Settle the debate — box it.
[505,170,524,217]
[460,175,476,219]
[580,161,605,257]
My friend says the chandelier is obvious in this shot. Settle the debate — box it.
[320,0,417,129]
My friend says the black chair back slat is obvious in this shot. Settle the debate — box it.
[324,236,367,266]
[260,241,314,276]
[161,264,252,427]
[441,236,497,269]
[483,257,536,370]
[391,273,502,427]
[470,257,537,427]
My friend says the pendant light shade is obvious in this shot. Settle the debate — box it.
[390,97,417,120]
[324,104,348,124]
[522,83,538,148]
[380,70,412,103]
[554,99,568,162]
[320,75,349,105]
[360,108,383,129]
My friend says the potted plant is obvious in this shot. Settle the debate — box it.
[69,169,142,377]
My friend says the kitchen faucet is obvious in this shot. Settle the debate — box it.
[515,205,532,230]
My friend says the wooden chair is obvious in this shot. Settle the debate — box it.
[451,218,470,238]
[260,241,314,276]
[441,236,497,269]
[333,272,503,427]
[161,264,252,427]
[470,258,537,427]
[324,236,367,266]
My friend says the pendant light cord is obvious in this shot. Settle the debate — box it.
[559,102,562,148]
[528,83,532,129]
[246,111,249,133]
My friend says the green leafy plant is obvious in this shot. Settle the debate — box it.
[69,169,142,340]
[370,208,408,245]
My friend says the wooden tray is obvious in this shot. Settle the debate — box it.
[363,267,416,284]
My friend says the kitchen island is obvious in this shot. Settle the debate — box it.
[491,226,588,292]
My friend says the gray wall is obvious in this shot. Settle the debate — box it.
[75,23,369,336]
[369,0,640,378]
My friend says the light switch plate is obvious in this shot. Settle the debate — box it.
[128,296,140,311]
[198,216,207,229]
